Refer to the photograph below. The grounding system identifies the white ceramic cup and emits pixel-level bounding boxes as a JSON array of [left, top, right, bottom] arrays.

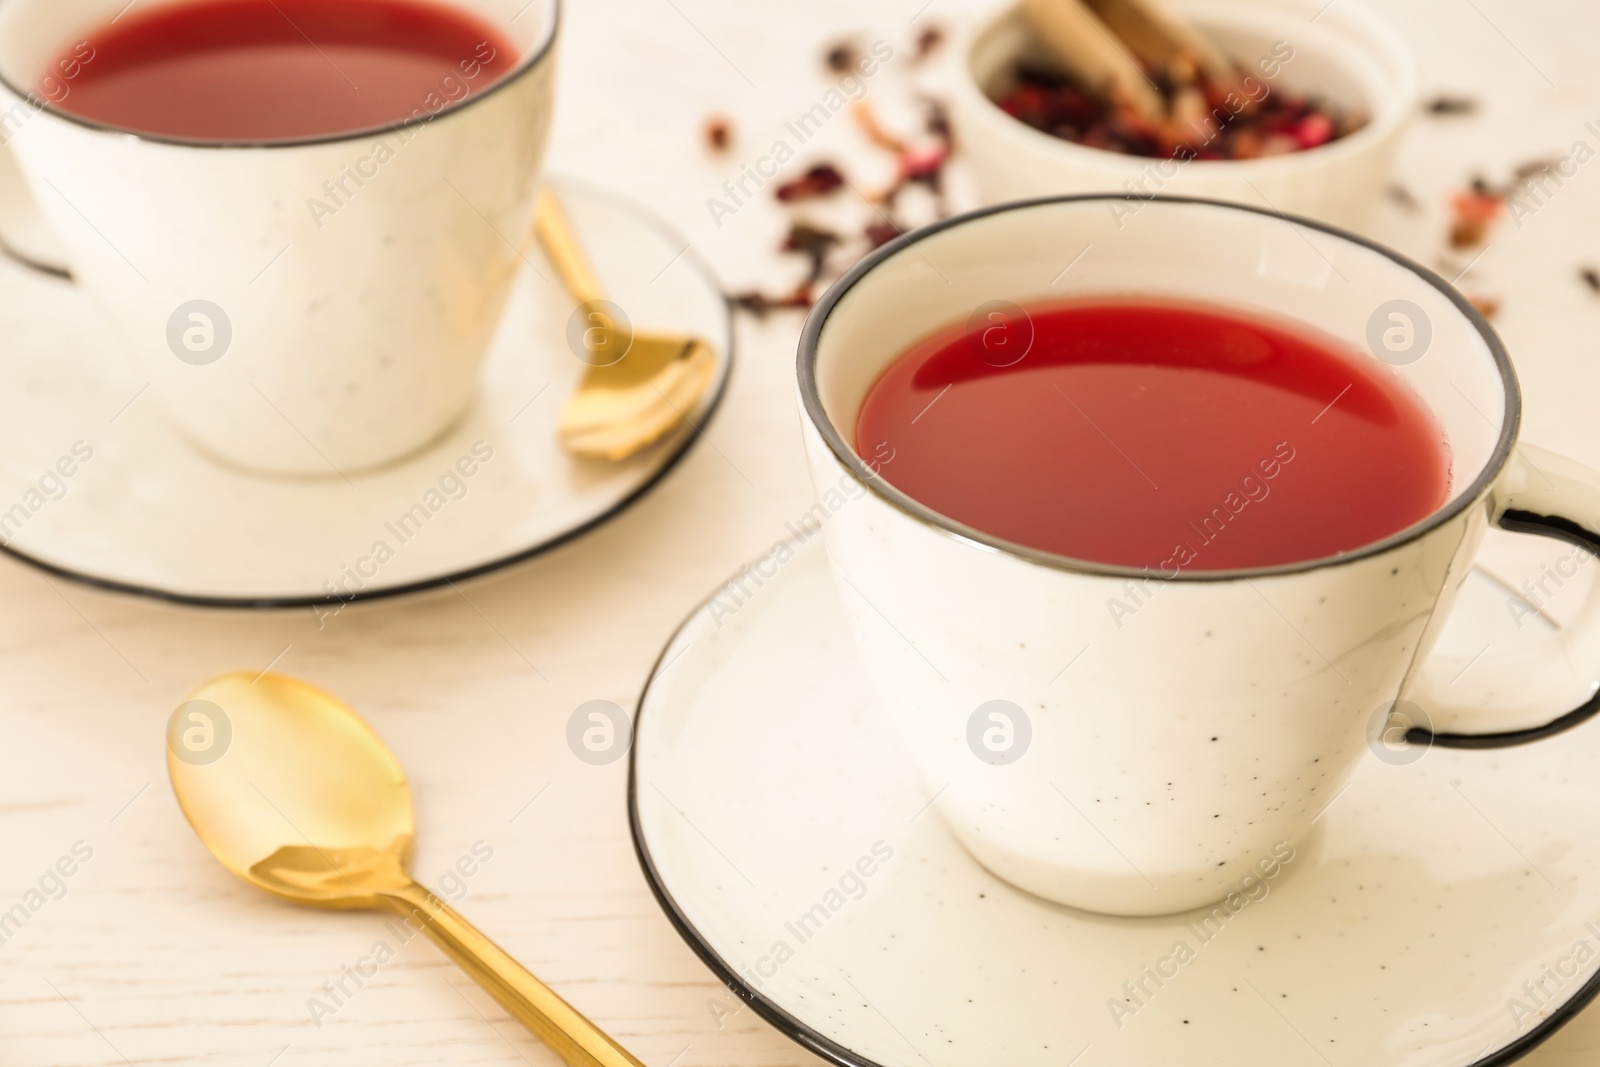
[[947, 0, 1416, 229], [798, 195, 1600, 916], [0, 0, 558, 476]]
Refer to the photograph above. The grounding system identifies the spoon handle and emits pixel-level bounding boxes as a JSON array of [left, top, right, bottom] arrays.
[[381, 882, 646, 1067], [535, 187, 607, 308]]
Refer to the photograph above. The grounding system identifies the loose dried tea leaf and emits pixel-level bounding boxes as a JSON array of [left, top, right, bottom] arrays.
[[732, 284, 814, 317], [1581, 267, 1600, 293], [1386, 183, 1421, 212], [866, 222, 903, 249], [1511, 157, 1560, 183], [924, 98, 953, 146], [703, 115, 733, 152], [825, 40, 861, 74], [1425, 95, 1479, 116], [775, 163, 846, 202], [783, 221, 843, 284], [914, 25, 945, 61]]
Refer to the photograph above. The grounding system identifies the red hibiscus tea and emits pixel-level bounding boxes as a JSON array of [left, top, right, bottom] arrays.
[[855, 299, 1451, 571], [43, 0, 518, 141]]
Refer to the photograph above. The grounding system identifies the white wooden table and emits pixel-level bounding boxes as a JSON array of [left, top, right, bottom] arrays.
[[4, 0, 1600, 1063]]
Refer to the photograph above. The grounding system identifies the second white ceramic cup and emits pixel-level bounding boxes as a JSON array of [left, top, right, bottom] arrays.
[[0, 0, 558, 476]]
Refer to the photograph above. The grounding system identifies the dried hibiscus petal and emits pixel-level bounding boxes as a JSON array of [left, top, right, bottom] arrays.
[[866, 222, 902, 248], [775, 163, 845, 202], [1449, 188, 1503, 249], [732, 284, 814, 317], [1426, 95, 1478, 116], [703, 116, 732, 152], [782, 221, 842, 284], [900, 142, 949, 183], [990, 61, 1360, 161]]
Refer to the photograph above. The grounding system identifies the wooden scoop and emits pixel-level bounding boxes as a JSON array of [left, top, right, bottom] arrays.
[[1085, 0, 1238, 92], [1021, 0, 1164, 121], [1020, 0, 1240, 123]]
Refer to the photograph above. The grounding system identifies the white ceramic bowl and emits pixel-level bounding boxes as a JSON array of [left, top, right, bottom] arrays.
[[947, 0, 1417, 228]]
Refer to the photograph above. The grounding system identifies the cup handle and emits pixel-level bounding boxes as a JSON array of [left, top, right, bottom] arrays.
[[0, 137, 70, 278], [1407, 442, 1600, 749]]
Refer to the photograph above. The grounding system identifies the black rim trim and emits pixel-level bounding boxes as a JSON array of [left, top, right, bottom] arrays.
[[0, 177, 734, 609], [627, 540, 1598, 1067], [0, 0, 559, 149], [1415, 509, 1600, 749], [627, 568, 874, 1067], [0, 232, 70, 279], [796, 193, 1522, 583]]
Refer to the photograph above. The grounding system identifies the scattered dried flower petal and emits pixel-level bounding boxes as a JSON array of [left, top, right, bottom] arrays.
[[775, 163, 846, 202], [866, 222, 902, 249], [1386, 183, 1420, 212], [782, 221, 843, 284], [900, 142, 949, 183], [703, 116, 733, 152], [1512, 158, 1558, 183], [732, 284, 814, 317], [826, 41, 860, 74], [777, 163, 851, 202], [1425, 95, 1478, 116], [1467, 293, 1501, 320], [1449, 188, 1503, 249], [924, 98, 953, 147]]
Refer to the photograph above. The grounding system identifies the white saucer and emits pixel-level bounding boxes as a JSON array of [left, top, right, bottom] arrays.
[[630, 534, 1600, 1067], [0, 178, 731, 607]]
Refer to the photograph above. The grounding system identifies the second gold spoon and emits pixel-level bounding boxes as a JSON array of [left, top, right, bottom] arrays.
[[166, 671, 645, 1067]]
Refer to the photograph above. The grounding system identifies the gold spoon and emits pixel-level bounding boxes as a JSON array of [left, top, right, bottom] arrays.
[[166, 671, 646, 1067], [534, 188, 716, 462]]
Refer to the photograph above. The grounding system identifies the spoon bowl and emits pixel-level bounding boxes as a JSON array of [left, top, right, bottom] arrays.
[[167, 671, 645, 1067], [169, 671, 414, 908]]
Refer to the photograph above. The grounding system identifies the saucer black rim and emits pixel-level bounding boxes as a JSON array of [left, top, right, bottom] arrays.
[[626, 539, 1600, 1067], [795, 193, 1523, 584], [0, 177, 735, 610], [0, 0, 560, 150]]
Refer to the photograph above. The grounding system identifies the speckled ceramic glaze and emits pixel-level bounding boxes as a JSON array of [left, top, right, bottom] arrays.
[[0, 0, 558, 475], [631, 533, 1600, 1067], [0, 179, 730, 606], [796, 196, 1600, 916]]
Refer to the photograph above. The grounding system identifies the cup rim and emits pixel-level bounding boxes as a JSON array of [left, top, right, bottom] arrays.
[[950, 0, 1417, 179], [796, 193, 1522, 583], [0, 0, 560, 150]]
